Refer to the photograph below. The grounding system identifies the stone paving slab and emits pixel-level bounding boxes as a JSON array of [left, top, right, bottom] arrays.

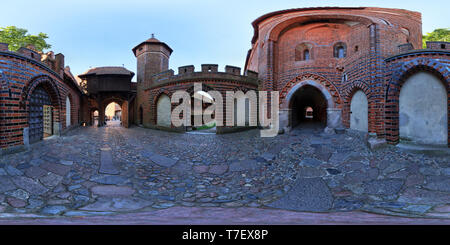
[[147, 153, 178, 168], [267, 177, 333, 212], [99, 147, 119, 175]]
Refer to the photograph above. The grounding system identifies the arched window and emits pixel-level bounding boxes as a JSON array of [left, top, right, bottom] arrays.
[[295, 43, 313, 61], [333, 42, 347, 58]]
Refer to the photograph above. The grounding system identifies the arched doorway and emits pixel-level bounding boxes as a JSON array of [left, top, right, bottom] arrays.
[[66, 96, 71, 128], [28, 85, 54, 143], [289, 85, 328, 128], [399, 72, 447, 145], [104, 102, 122, 127], [157, 94, 171, 127], [350, 90, 368, 132]]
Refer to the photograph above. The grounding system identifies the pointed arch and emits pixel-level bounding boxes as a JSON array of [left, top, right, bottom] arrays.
[[385, 58, 449, 145], [280, 73, 342, 109]]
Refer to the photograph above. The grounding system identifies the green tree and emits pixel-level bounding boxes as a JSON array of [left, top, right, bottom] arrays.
[[422, 28, 450, 48], [0, 26, 51, 52]]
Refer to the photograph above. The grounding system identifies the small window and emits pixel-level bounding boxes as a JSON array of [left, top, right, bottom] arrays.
[[334, 42, 347, 58], [441, 44, 446, 49], [354, 46, 359, 52], [295, 43, 313, 61]]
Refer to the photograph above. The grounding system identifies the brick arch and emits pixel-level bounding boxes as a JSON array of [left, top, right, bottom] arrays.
[[267, 14, 376, 42], [101, 96, 126, 108], [21, 75, 62, 131], [342, 81, 371, 129], [153, 90, 172, 108], [21, 75, 61, 112], [385, 58, 449, 145], [98, 95, 129, 127], [280, 73, 342, 109]]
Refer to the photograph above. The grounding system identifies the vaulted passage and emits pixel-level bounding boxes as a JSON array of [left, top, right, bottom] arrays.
[[104, 102, 122, 127], [290, 85, 327, 128]]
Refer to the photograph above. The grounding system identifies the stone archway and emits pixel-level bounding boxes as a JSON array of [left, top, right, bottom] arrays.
[[350, 90, 368, 132], [280, 78, 342, 132], [23, 75, 62, 145]]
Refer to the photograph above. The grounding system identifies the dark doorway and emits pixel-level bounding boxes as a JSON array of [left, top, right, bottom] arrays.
[[29, 86, 53, 143], [139, 106, 143, 125], [290, 85, 327, 128]]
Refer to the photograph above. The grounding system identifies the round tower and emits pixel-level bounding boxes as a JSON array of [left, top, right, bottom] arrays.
[[132, 35, 173, 126], [132, 34, 173, 85]]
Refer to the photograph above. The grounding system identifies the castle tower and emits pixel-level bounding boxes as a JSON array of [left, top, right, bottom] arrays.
[[132, 34, 173, 85], [132, 35, 173, 126]]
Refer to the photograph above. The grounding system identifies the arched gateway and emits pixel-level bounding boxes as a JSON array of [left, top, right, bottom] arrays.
[[280, 76, 342, 132]]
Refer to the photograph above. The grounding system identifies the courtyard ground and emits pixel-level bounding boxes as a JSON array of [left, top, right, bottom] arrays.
[[0, 121, 449, 224]]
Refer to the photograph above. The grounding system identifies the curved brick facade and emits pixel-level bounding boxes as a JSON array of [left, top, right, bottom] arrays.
[[245, 7, 449, 146], [0, 44, 82, 154]]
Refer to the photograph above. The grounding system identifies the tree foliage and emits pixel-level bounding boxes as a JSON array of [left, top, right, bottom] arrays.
[[0, 26, 51, 52], [422, 28, 450, 48]]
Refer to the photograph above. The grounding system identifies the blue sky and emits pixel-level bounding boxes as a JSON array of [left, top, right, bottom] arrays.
[[1, 0, 448, 80]]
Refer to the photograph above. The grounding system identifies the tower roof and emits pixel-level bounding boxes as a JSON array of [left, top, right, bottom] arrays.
[[132, 35, 173, 56]]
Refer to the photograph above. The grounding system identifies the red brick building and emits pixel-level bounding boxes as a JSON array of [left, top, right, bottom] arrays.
[[245, 7, 449, 146], [0, 44, 83, 155], [1, 6, 449, 155]]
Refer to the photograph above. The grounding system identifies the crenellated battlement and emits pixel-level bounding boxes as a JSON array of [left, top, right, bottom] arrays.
[[0, 43, 66, 77], [144, 64, 259, 90], [176, 64, 246, 76], [426, 41, 450, 50]]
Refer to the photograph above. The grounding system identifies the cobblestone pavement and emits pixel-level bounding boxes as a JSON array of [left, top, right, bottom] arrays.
[[0, 121, 449, 222]]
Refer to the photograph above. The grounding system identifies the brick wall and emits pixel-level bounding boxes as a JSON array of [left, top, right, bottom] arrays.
[[384, 51, 450, 146], [141, 67, 259, 131], [246, 7, 435, 139], [0, 50, 82, 152]]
